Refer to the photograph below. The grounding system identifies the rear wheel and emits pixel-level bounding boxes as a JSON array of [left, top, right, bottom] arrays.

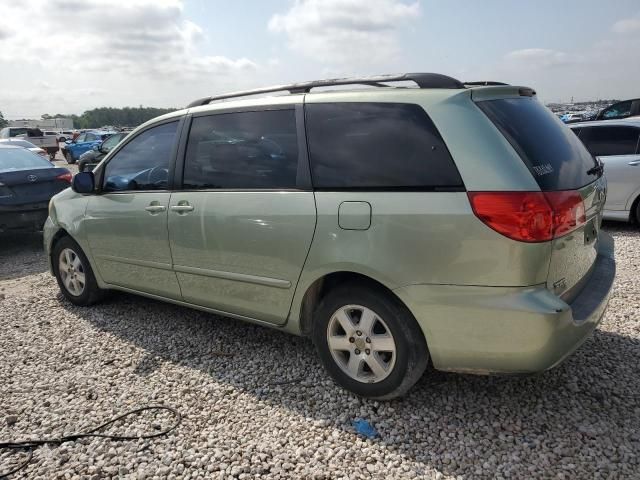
[[65, 151, 75, 164], [52, 236, 105, 306], [312, 283, 428, 399], [49, 152, 56, 161]]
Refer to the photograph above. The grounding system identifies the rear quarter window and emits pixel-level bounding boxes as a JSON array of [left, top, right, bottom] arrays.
[[305, 102, 463, 190], [476, 98, 598, 191]]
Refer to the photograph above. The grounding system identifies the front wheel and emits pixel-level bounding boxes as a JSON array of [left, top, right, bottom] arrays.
[[65, 151, 75, 164], [312, 284, 428, 399], [52, 236, 105, 306]]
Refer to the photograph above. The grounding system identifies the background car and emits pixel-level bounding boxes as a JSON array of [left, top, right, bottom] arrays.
[[571, 118, 640, 223], [78, 131, 129, 172], [0, 138, 50, 158], [0, 145, 71, 232], [595, 98, 640, 121], [63, 130, 116, 164], [0, 126, 59, 160]]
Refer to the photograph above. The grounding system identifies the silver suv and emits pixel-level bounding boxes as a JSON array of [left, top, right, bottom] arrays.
[[45, 73, 615, 399]]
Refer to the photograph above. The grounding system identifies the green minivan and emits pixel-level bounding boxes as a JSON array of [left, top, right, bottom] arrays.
[[44, 74, 615, 399]]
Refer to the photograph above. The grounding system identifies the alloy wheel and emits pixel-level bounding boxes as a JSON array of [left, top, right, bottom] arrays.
[[58, 248, 86, 296], [326, 304, 396, 383]]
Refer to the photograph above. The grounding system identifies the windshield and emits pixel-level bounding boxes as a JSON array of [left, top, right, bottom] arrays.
[[476, 97, 598, 191], [0, 148, 53, 173]]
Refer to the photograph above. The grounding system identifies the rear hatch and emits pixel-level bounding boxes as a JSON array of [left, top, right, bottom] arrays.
[[474, 90, 606, 300]]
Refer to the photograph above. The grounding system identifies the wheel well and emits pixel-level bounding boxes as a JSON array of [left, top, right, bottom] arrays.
[[49, 229, 70, 266], [298, 271, 404, 336], [631, 193, 640, 224]]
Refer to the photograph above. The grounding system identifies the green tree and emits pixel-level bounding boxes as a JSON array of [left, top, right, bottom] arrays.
[[0, 111, 7, 128], [50, 106, 177, 129]]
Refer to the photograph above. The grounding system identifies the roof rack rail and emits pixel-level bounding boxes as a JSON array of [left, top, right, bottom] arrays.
[[187, 72, 465, 108], [464, 81, 510, 86]]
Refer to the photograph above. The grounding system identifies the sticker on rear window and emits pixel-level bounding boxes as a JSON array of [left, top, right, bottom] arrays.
[[532, 163, 553, 176]]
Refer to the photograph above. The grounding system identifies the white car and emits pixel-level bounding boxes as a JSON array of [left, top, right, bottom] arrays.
[[570, 119, 640, 223], [0, 138, 49, 159]]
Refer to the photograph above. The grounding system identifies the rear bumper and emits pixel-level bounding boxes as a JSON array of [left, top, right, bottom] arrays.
[[0, 207, 48, 232], [394, 233, 616, 374]]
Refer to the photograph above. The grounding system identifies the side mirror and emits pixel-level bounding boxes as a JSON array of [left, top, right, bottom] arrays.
[[72, 172, 95, 194]]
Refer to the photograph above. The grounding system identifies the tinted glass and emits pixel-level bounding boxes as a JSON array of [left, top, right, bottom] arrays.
[[0, 148, 52, 173], [76, 134, 86, 142], [85, 133, 97, 141], [306, 103, 462, 189], [101, 132, 126, 152], [477, 98, 598, 190], [579, 126, 639, 156], [601, 101, 632, 120], [103, 121, 178, 192], [8, 128, 28, 137], [183, 110, 298, 189]]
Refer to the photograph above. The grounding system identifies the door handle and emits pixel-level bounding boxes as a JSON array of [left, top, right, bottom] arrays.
[[628, 160, 640, 166], [170, 203, 194, 213], [144, 204, 166, 213]]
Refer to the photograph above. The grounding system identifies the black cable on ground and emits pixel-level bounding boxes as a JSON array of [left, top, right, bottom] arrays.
[[0, 405, 181, 478]]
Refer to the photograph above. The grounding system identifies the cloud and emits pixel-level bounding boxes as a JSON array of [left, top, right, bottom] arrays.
[[504, 48, 574, 69], [268, 0, 420, 67], [612, 15, 640, 34], [0, 0, 256, 79]]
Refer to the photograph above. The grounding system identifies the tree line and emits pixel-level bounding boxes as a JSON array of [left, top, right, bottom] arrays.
[[45, 107, 177, 129]]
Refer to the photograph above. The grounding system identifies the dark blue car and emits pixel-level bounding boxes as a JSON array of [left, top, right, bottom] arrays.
[[63, 130, 116, 164], [0, 145, 71, 232]]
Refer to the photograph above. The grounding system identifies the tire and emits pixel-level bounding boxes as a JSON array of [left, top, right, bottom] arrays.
[[65, 150, 75, 164], [59, 137, 66, 143], [52, 236, 105, 306], [635, 198, 640, 225], [312, 283, 428, 399], [49, 152, 56, 161]]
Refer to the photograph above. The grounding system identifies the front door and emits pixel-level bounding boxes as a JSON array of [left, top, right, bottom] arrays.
[[84, 120, 182, 299], [168, 108, 316, 324], [580, 125, 640, 210]]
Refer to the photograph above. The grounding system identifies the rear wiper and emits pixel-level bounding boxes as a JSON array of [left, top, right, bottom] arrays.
[[586, 163, 603, 176]]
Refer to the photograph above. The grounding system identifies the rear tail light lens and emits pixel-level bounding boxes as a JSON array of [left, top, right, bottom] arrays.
[[56, 172, 73, 184], [468, 191, 586, 242]]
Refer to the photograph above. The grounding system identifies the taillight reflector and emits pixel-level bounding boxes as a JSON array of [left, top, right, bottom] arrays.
[[468, 191, 586, 242], [56, 172, 73, 183]]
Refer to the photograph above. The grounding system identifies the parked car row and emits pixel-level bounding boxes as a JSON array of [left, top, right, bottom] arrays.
[[61, 130, 118, 164]]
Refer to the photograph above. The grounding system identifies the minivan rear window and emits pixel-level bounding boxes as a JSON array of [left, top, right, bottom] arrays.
[[476, 98, 598, 191]]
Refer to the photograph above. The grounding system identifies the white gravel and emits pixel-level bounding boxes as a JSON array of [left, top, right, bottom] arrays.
[[1, 222, 639, 479]]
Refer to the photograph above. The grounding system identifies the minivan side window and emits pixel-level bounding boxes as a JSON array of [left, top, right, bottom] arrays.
[[580, 126, 640, 157], [103, 121, 178, 192], [183, 110, 299, 189], [305, 103, 463, 189]]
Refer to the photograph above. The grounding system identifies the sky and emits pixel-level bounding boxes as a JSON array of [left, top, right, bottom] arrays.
[[0, 0, 639, 119]]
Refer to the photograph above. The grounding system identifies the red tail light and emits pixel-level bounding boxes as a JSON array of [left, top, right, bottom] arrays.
[[56, 172, 73, 184], [468, 191, 586, 242]]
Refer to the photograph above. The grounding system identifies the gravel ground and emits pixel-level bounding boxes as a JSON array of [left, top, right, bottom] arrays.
[[0, 222, 639, 479]]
